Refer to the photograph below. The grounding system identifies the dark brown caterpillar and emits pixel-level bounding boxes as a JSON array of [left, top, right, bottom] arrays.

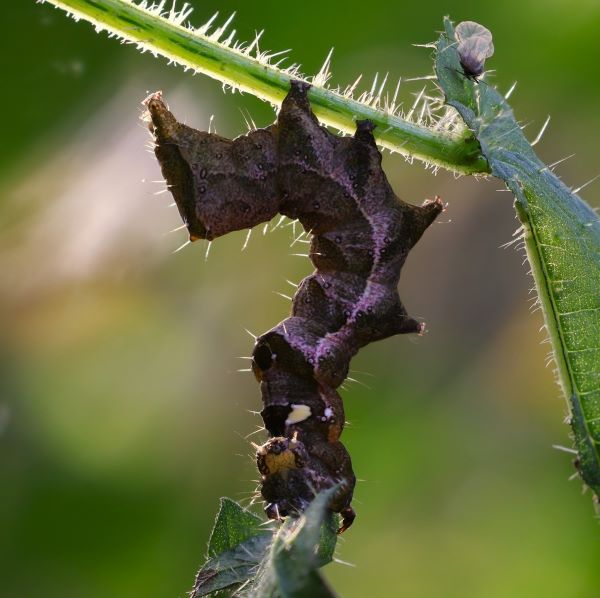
[[144, 82, 443, 532]]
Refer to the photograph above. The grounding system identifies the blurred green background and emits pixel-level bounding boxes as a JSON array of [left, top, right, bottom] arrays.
[[2, 1, 599, 596]]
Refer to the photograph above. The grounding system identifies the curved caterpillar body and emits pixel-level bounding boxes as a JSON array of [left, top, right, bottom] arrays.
[[145, 82, 442, 532]]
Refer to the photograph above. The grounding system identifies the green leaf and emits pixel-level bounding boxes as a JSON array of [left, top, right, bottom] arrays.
[[191, 498, 272, 597], [193, 494, 339, 597], [207, 497, 265, 558], [249, 488, 340, 598], [192, 534, 272, 597], [435, 18, 600, 498], [315, 511, 339, 568]]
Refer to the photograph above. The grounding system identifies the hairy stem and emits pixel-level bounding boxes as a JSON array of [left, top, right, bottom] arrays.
[[40, 0, 489, 174]]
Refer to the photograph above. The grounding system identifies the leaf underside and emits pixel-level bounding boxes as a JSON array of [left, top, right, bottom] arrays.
[[435, 18, 600, 498]]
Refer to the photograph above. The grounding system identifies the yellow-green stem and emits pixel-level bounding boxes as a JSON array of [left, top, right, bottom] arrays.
[[40, 0, 489, 175]]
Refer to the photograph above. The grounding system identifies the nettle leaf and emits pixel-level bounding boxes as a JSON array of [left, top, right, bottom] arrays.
[[435, 18, 600, 499], [192, 534, 272, 597], [192, 499, 272, 597], [250, 487, 339, 598], [207, 498, 266, 558], [193, 494, 339, 597]]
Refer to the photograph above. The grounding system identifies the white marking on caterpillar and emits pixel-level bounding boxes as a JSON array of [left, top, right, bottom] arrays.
[[285, 404, 312, 426]]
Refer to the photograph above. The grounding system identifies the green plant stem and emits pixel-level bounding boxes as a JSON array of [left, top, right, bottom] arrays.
[[41, 0, 489, 175]]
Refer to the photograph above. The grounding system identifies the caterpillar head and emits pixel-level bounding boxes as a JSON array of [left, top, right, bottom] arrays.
[[256, 435, 309, 476]]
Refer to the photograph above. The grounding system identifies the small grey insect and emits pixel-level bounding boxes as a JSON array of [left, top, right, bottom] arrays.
[[455, 20, 494, 80]]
